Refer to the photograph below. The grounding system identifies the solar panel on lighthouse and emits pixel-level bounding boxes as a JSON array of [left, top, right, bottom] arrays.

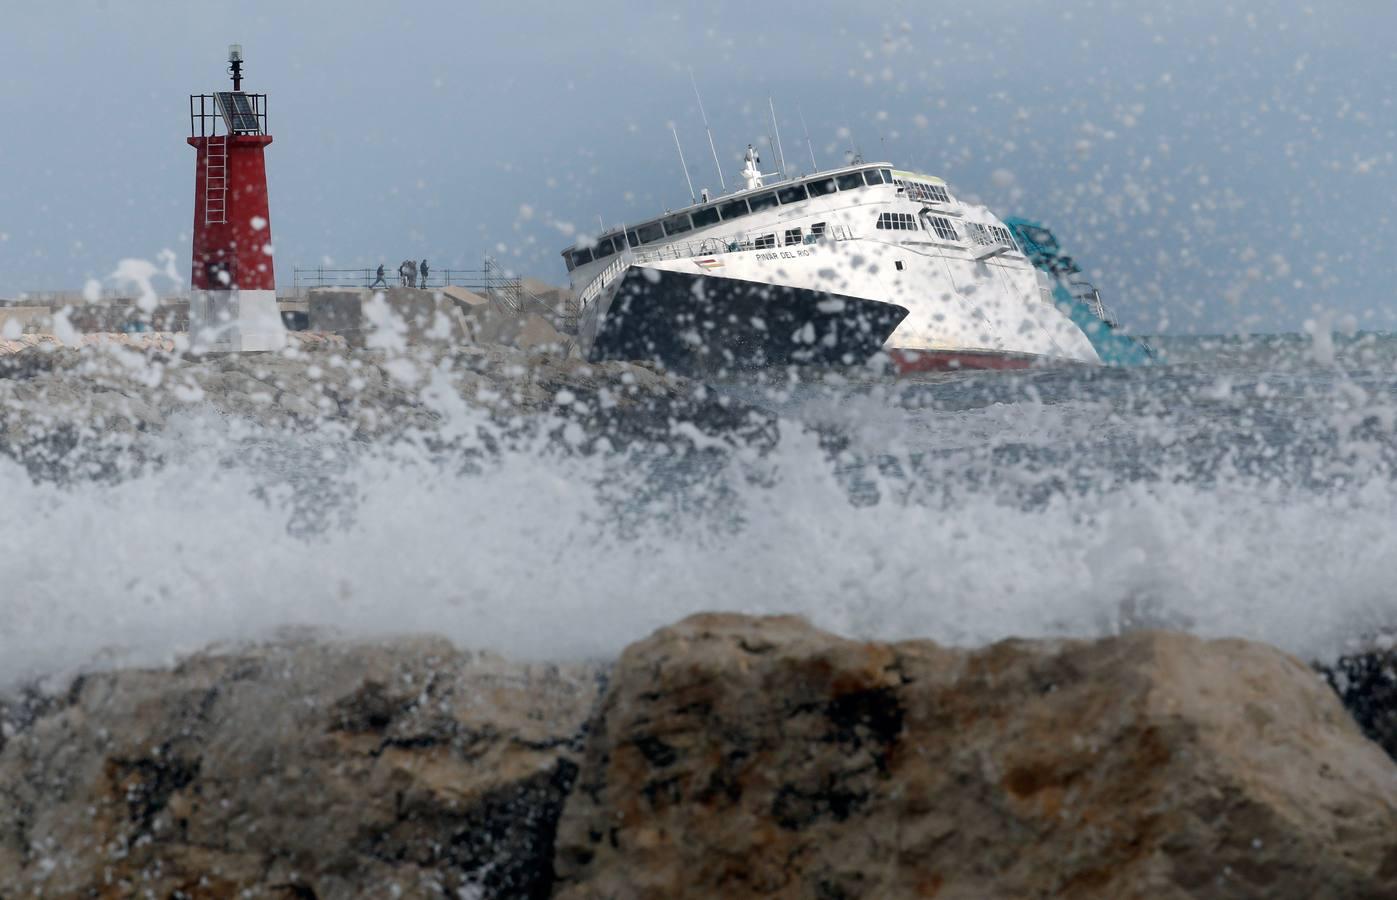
[[215, 92, 261, 134]]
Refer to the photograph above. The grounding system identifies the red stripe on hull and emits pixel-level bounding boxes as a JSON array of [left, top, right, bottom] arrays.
[[890, 348, 1039, 373]]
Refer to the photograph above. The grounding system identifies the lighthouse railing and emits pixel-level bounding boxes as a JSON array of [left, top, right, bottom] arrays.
[[189, 93, 269, 138]]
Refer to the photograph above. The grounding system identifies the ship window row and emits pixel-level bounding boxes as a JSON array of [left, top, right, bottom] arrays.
[[927, 215, 960, 242], [877, 212, 917, 230], [964, 222, 1020, 249], [989, 225, 1017, 247], [893, 178, 952, 205], [564, 166, 894, 270]]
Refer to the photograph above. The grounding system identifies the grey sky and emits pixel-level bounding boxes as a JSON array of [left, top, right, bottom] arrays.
[[1, 0, 1393, 333]]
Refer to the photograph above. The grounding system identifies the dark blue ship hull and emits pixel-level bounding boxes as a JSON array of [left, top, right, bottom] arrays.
[[587, 268, 909, 377]]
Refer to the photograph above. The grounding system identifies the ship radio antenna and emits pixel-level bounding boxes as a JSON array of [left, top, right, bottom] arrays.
[[798, 104, 818, 172], [670, 124, 697, 205], [768, 97, 788, 180], [689, 69, 726, 192]]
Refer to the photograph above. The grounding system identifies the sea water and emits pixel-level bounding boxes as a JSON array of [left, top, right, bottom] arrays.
[[3, 332, 1396, 685]]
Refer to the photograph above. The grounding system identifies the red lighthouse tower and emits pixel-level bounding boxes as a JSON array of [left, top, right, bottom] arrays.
[[187, 44, 286, 351]]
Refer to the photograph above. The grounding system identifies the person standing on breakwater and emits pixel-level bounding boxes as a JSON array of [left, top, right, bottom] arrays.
[[371, 264, 387, 289], [419, 259, 429, 289]]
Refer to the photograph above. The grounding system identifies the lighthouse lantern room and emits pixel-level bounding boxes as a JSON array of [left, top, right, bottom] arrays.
[[187, 44, 286, 351]]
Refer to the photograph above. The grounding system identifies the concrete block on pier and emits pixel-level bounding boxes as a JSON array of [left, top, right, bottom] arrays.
[[308, 288, 471, 348], [438, 285, 489, 310], [0, 307, 52, 337]]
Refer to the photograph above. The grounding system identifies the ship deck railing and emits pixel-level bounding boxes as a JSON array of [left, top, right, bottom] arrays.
[[1066, 277, 1119, 328]]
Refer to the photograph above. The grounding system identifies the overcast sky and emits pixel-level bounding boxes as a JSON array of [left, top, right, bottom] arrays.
[[1, 0, 1394, 333]]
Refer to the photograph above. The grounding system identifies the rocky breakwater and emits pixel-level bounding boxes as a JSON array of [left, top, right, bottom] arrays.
[[4, 615, 1397, 898], [0, 638, 604, 898], [0, 338, 775, 482]]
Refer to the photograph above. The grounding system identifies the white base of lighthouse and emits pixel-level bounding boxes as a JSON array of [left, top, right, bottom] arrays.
[[190, 289, 287, 352]]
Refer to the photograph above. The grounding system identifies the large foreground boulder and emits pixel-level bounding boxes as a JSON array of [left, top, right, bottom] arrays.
[[553, 614, 1397, 899], [0, 637, 603, 898], [3, 617, 1395, 898]]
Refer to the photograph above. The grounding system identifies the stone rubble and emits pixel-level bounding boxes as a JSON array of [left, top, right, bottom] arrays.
[[0, 340, 774, 484], [2, 615, 1396, 898], [0, 636, 603, 899]]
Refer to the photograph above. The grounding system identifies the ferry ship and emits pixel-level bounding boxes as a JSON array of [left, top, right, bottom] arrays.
[[562, 147, 1151, 375]]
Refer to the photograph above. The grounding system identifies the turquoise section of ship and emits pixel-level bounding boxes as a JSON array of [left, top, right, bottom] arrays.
[[1003, 218, 1155, 366]]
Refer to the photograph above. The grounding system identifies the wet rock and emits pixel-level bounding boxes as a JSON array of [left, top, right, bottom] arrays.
[[553, 613, 1397, 899], [0, 637, 604, 898], [1319, 645, 1397, 764]]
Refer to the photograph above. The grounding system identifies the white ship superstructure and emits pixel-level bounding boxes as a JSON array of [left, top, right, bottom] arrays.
[[563, 148, 1120, 374]]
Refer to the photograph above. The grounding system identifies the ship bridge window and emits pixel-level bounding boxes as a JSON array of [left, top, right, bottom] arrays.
[[593, 237, 616, 259], [691, 206, 721, 228], [964, 223, 991, 245], [863, 169, 885, 186], [807, 177, 837, 197], [784, 227, 802, 246], [755, 233, 776, 249], [777, 184, 809, 205], [573, 246, 594, 266], [836, 172, 864, 191], [880, 168, 893, 182], [989, 225, 1018, 249], [636, 221, 664, 244], [876, 212, 916, 230], [663, 214, 694, 236], [719, 197, 750, 221], [563, 251, 576, 271], [926, 215, 960, 242], [904, 180, 952, 204], [748, 191, 779, 212]]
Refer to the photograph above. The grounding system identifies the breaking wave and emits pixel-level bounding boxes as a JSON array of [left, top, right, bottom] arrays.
[[3, 333, 1397, 685]]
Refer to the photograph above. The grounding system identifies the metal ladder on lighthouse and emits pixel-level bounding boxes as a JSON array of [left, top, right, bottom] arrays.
[[204, 135, 228, 225]]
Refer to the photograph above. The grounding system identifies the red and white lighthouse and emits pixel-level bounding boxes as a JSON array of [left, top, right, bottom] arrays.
[[187, 44, 286, 351]]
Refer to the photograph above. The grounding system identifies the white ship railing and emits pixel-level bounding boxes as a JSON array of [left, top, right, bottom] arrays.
[[632, 223, 854, 264], [576, 224, 856, 310], [1069, 278, 1120, 327], [577, 254, 630, 308]]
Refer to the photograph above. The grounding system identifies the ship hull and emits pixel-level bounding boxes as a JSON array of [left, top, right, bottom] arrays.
[[586, 268, 909, 376], [888, 348, 1045, 373]]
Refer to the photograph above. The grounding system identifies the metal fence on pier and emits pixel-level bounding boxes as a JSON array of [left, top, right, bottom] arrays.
[[291, 259, 580, 334], [292, 267, 506, 293]]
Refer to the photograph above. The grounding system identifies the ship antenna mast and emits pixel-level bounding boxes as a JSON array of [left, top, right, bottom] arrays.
[[690, 69, 726, 193], [670, 124, 697, 205], [798, 104, 818, 172], [768, 97, 788, 180]]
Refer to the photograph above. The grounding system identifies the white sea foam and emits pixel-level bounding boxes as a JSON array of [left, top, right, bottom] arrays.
[[2, 383, 1395, 687]]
